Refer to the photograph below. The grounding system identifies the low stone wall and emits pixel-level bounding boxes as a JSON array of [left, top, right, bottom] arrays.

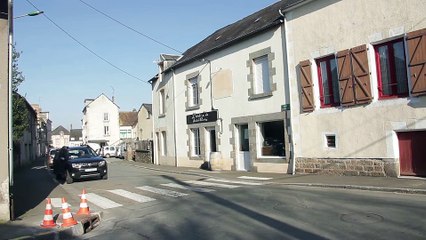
[[295, 158, 397, 177], [134, 150, 152, 164]]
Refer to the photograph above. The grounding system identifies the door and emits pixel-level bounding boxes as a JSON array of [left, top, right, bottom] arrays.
[[237, 124, 250, 171], [398, 131, 426, 177]]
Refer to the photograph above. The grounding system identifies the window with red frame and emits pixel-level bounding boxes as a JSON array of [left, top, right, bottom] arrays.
[[317, 55, 340, 107], [374, 39, 408, 98]]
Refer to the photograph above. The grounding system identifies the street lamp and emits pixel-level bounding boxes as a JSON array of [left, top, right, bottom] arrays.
[[14, 10, 43, 19]]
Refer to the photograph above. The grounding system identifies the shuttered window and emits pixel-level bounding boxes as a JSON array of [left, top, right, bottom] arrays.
[[253, 55, 271, 94], [374, 38, 408, 98], [299, 60, 315, 112], [406, 28, 426, 96], [337, 45, 372, 106]]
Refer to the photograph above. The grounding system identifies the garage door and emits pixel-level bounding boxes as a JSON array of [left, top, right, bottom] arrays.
[[397, 131, 426, 177]]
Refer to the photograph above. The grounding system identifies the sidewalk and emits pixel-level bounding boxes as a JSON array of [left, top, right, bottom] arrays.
[[129, 161, 426, 195]]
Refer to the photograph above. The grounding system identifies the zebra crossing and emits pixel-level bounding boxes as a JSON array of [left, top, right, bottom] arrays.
[[51, 177, 270, 211]]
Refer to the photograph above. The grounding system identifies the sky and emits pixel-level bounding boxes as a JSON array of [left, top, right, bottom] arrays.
[[14, 0, 278, 130]]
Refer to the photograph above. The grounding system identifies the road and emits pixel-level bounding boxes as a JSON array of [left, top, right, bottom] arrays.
[[8, 158, 426, 240]]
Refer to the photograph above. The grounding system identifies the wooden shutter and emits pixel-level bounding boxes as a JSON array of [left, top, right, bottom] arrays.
[[299, 60, 314, 112], [406, 28, 426, 96], [350, 45, 372, 104], [337, 49, 355, 106]]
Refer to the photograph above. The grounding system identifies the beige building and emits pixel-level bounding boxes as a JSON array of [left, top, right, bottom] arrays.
[[51, 125, 70, 149], [136, 103, 152, 141], [285, 0, 426, 177]]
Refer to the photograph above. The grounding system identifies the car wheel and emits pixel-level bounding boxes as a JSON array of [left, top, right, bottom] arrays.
[[106, 154, 110, 158], [102, 174, 108, 180], [66, 171, 74, 184]]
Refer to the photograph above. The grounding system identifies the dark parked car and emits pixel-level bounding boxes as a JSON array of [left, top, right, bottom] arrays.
[[53, 146, 108, 184]]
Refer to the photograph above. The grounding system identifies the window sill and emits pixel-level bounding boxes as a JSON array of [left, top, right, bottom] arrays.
[[249, 92, 273, 101], [159, 114, 166, 118], [186, 105, 200, 112]]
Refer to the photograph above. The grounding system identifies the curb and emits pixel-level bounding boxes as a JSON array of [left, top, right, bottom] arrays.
[[276, 183, 426, 195]]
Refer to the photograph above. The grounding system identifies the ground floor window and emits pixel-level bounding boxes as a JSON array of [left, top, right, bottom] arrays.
[[258, 121, 285, 157], [161, 131, 167, 156], [191, 128, 201, 156]]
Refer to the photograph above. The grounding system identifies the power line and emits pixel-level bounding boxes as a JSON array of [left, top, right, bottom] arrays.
[[24, 0, 150, 84], [77, 0, 183, 54]]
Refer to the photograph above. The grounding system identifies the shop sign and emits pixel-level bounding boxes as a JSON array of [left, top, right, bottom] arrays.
[[187, 111, 218, 124]]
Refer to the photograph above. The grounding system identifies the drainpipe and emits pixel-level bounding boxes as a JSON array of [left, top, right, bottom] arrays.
[[171, 69, 178, 167], [8, 0, 13, 186], [279, 9, 296, 175]]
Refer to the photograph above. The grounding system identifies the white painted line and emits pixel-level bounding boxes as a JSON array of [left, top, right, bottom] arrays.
[[185, 180, 240, 189], [86, 193, 122, 209], [206, 178, 264, 186], [50, 198, 65, 208], [161, 183, 215, 192], [238, 176, 273, 180], [136, 186, 189, 198], [108, 189, 156, 203]]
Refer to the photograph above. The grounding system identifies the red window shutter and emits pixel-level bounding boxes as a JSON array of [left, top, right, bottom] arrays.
[[406, 28, 426, 96], [350, 45, 372, 104], [299, 60, 315, 112], [337, 49, 355, 106]]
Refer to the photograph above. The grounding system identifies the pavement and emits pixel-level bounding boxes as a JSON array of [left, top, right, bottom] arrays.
[[1, 159, 425, 240]]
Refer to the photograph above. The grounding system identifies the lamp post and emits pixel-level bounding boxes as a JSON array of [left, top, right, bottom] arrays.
[[7, 3, 43, 220]]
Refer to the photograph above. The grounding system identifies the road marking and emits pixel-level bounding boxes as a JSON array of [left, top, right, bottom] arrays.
[[238, 176, 273, 180], [161, 183, 215, 192], [86, 193, 123, 209], [185, 180, 240, 189], [136, 186, 189, 197], [108, 189, 156, 203], [206, 178, 264, 186]]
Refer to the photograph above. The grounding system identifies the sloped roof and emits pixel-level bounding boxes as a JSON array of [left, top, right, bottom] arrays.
[[70, 129, 82, 140], [119, 111, 138, 127], [140, 103, 152, 114], [168, 0, 307, 70], [82, 93, 119, 113], [52, 125, 70, 135]]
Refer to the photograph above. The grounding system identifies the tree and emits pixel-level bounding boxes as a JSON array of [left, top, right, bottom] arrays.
[[12, 45, 29, 141], [12, 45, 25, 92]]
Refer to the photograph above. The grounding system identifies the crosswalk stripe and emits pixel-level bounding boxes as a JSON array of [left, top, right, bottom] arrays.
[[136, 186, 188, 197], [185, 180, 240, 189], [86, 193, 122, 209], [238, 176, 272, 180], [108, 189, 156, 203], [206, 178, 264, 186], [161, 183, 215, 192]]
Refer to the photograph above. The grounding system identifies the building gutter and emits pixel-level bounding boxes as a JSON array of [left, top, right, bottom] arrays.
[[171, 69, 178, 167], [8, 0, 13, 186]]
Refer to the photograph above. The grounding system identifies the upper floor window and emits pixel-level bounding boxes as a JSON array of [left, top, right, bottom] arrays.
[[104, 126, 110, 136], [188, 77, 200, 107], [253, 55, 271, 95], [103, 113, 109, 121], [159, 89, 166, 115], [374, 38, 408, 98], [316, 55, 340, 107]]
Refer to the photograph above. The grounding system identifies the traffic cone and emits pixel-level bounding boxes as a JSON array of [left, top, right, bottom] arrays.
[[40, 198, 57, 228], [77, 189, 90, 215], [60, 197, 78, 227]]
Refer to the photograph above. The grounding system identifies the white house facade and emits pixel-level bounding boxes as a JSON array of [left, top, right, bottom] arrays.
[[152, 2, 292, 173], [82, 94, 120, 149], [285, 0, 426, 177]]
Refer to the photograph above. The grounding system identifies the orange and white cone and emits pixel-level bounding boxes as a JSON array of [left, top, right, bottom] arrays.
[[40, 198, 57, 228], [77, 189, 90, 215], [60, 197, 78, 227]]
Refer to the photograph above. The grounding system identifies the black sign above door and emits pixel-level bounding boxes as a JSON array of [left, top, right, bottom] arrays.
[[187, 111, 218, 125]]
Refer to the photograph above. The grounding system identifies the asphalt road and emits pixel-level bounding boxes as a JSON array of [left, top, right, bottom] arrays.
[[5, 158, 426, 240]]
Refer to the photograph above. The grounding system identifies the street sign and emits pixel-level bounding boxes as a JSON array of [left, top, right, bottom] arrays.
[[281, 104, 290, 111]]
